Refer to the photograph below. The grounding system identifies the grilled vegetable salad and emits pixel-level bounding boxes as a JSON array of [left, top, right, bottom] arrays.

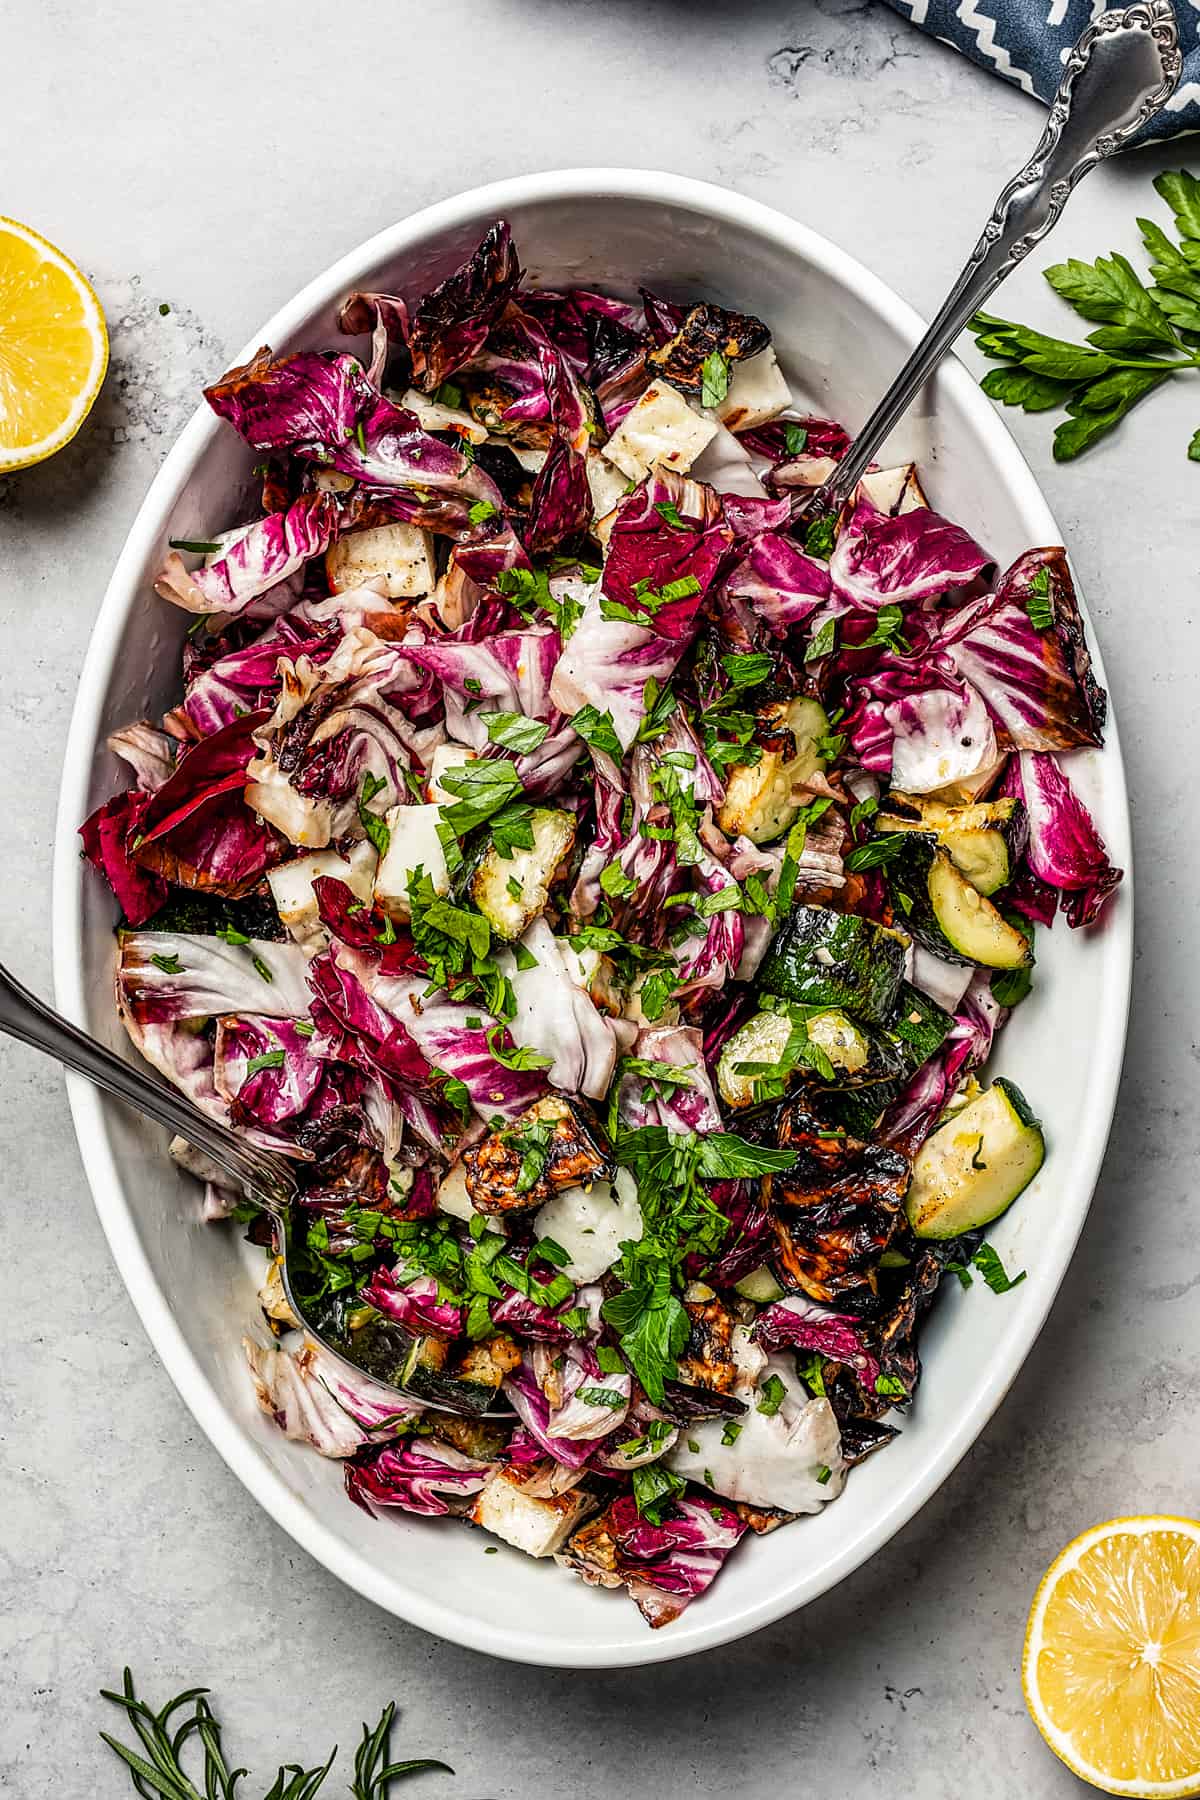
[[82, 222, 1122, 1629]]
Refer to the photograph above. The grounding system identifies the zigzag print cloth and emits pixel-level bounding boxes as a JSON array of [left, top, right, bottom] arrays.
[[880, 0, 1200, 140]]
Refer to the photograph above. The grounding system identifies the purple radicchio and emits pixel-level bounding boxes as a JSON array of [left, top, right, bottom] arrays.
[[406, 221, 522, 392], [829, 496, 992, 610], [204, 349, 503, 535], [214, 1014, 327, 1125], [154, 492, 339, 619], [501, 918, 618, 1101], [1002, 750, 1122, 927], [345, 1437, 494, 1517], [938, 547, 1106, 752], [573, 1491, 747, 1629], [243, 1335, 422, 1458], [360, 1268, 464, 1338], [723, 531, 830, 639], [118, 931, 312, 1024], [367, 962, 550, 1122], [504, 1344, 631, 1467], [754, 1296, 881, 1387]]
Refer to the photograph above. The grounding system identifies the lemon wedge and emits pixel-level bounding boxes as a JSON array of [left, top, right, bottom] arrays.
[[1024, 1516, 1200, 1796], [0, 216, 108, 471]]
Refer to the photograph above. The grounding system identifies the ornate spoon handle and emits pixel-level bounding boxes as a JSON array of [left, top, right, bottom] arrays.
[[817, 1, 1182, 510]]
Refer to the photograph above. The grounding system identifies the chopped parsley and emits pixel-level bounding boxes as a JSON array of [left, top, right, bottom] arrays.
[[357, 771, 391, 858], [482, 711, 550, 754], [756, 1374, 787, 1417], [700, 349, 731, 409]]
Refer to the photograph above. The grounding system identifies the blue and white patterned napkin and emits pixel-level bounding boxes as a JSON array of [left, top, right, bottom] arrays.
[[881, 0, 1198, 140]]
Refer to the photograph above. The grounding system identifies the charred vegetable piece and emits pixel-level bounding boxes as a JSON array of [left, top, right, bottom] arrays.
[[647, 301, 771, 396], [878, 792, 1028, 897], [905, 1078, 1044, 1239], [716, 696, 829, 846], [817, 983, 953, 1140], [453, 1331, 523, 1390], [675, 1294, 738, 1394], [756, 905, 908, 1025], [464, 1095, 613, 1213], [764, 1109, 911, 1304], [341, 1316, 497, 1415], [717, 1006, 906, 1108], [771, 1198, 904, 1305], [471, 807, 576, 940], [885, 836, 1032, 970]]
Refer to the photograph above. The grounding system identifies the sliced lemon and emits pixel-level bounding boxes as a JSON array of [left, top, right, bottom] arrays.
[[0, 216, 108, 471], [1024, 1516, 1200, 1797]]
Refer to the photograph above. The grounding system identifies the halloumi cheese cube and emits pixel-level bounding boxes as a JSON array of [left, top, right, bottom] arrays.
[[601, 379, 717, 482], [373, 801, 450, 918], [856, 463, 930, 517], [397, 387, 488, 443], [267, 841, 377, 943], [585, 449, 631, 524], [326, 524, 437, 600], [469, 1468, 595, 1558], [715, 346, 793, 433]]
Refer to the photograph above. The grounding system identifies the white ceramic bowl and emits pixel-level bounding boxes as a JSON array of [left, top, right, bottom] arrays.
[[52, 169, 1132, 1668]]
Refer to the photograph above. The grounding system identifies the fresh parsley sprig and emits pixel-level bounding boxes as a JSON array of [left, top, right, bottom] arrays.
[[970, 170, 1200, 461]]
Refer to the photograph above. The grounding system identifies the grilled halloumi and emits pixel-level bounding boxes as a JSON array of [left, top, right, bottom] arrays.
[[470, 1466, 595, 1558]]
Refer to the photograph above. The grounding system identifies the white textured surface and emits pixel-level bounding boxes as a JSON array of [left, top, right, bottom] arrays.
[[0, 0, 1196, 1791]]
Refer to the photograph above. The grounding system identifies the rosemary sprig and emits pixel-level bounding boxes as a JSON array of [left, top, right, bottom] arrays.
[[99, 1670, 452, 1800]]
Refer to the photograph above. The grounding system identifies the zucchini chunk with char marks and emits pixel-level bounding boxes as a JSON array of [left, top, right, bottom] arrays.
[[717, 695, 830, 846], [877, 791, 1028, 897], [464, 1095, 613, 1213], [906, 1078, 1044, 1239], [471, 807, 576, 941], [885, 835, 1032, 970], [341, 1316, 498, 1416], [756, 904, 908, 1026], [716, 1006, 906, 1109]]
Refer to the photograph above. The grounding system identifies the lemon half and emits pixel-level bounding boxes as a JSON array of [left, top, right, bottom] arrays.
[[1024, 1516, 1200, 1797], [0, 215, 108, 471]]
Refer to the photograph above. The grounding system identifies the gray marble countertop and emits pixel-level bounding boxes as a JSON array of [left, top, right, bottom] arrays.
[[2, 1, 1197, 1793]]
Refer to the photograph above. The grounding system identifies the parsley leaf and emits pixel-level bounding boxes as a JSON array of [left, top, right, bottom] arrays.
[[700, 349, 731, 408], [571, 704, 623, 762], [244, 1049, 286, 1077], [844, 832, 908, 873], [804, 615, 837, 663], [971, 1243, 1027, 1294], [804, 513, 837, 559], [756, 1373, 787, 1417], [783, 422, 808, 455], [482, 712, 549, 754], [357, 772, 391, 858], [631, 1462, 687, 1524], [439, 758, 524, 836]]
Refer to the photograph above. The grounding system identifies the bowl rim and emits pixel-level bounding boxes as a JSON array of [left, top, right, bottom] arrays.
[[51, 166, 1133, 1669]]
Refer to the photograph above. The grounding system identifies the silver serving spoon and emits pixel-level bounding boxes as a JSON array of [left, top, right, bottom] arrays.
[[808, 0, 1182, 516], [0, 959, 501, 1417]]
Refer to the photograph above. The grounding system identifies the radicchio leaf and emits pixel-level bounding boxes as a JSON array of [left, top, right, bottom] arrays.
[[154, 493, 339, 618], [1003, 750, 1122, 927], [939, 547, 1106, 751], [829, 496, 992, 610]]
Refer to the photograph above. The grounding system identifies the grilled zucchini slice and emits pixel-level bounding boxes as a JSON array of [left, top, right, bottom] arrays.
[[756, 904, 908, 1025], [905, 1078, 1044, 1238], [878, 793, 1027, 897], [717, 696, 830, 846], [471, 807, 575, 940], [886, 837, 1031, 970], [716, 1005, 903, 1107]]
